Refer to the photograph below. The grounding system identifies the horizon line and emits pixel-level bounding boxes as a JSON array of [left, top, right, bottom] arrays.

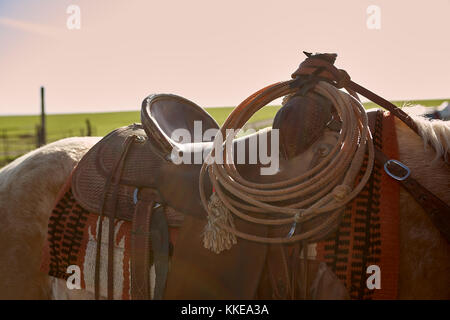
[[0, 99, 448, 117]]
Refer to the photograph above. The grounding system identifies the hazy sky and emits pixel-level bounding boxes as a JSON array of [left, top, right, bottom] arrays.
[[0, 0, 449, 115]]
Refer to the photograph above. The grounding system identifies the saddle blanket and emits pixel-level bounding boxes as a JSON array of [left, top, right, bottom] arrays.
[[311, 110, 400, 299], [40, 180, 181, 300], [41, 111, 400, 300]]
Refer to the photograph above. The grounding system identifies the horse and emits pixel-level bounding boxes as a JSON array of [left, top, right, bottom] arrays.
[[0, 108, 449, 299], [406, 101, 450, 121]]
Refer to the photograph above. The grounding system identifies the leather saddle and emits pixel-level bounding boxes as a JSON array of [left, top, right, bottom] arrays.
[[72, 92, 332, 300], [68, 51, 450, 300], [72, 93, 219, 299], [72, 93, 276, 299]]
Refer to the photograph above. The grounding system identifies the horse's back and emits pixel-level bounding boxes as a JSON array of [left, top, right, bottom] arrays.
[[395, 117, 450, 299], [0, 137, 99, 299]]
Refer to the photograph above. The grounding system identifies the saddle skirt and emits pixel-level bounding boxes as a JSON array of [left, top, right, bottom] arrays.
[[72, 124, 175, 222]]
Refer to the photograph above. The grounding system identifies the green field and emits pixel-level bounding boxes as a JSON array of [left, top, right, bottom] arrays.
[[362, 98, 448, 110], [0, 105, 282, 138], [0, 105, 284, 165], [0, 98, 447, 166], [1, 98, 447, 137]]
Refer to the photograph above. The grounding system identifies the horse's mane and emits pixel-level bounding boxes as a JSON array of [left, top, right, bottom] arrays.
[[407, 111, 450, 162]]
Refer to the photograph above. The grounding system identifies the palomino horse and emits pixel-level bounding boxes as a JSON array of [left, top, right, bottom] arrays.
[[0, 109, 448, 299]]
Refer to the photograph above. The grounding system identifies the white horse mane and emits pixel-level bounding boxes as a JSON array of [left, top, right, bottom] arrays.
[[407, 109, 450, 162]]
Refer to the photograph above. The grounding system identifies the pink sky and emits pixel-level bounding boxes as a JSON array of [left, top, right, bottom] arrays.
[[0, 0, 449, 115]]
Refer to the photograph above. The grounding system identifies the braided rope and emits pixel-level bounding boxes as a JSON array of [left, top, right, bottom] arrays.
[[200, 81, 374, 252]]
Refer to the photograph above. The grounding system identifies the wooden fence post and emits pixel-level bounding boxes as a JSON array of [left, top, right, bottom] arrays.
[[36, 124, 41, 148], [85, 118, 92, 136], [1, 129, 8, 158], [39, 86, 46, 146]]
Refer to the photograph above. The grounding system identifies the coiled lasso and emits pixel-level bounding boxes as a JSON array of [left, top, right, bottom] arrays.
[[200, 80, 374, 253]]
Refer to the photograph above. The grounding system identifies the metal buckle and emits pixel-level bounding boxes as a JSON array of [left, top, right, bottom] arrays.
[[133, 188, 161, 209], [133, 188, 139, 204], [287, 222, 297, 238], [384, 159, 410, 181]]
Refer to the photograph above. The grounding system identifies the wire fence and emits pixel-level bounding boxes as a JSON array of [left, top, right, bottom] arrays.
[[0, 123, 96, 167], [0, 117, 271, 168]]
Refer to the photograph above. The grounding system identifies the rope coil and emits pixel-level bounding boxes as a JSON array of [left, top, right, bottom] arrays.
[[200, 81, 374, 253]]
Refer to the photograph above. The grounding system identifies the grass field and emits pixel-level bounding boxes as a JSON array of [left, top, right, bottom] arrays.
[[0, 105, 282, 138], [0, 98, 447, 165], [1, 98, 447, 136]]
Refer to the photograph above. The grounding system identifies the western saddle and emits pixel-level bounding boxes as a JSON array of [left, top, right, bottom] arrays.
[[72, 92, 282, 299], [72, 53, 450, 300], [72, 93, 220, 299]]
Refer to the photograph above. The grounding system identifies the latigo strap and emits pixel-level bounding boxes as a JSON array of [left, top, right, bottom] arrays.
[[130, 190, 155, 300]]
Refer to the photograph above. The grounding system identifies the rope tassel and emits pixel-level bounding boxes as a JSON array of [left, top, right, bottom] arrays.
[[203, 193, 237, 254]]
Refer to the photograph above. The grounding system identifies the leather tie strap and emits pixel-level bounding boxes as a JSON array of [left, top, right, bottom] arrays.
[[267, 244, 292, 299], [131, 188, 156, 300], [95, 135, 135, 300], [292, 52, 449, 162], [374, 146, 450, 242], [88, 127, 172, 300], [150, 206, 170, 300]]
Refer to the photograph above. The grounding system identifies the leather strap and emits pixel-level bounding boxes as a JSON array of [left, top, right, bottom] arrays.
[[95, 135, 136, 300], [348, 81, 419, 135], [292, 52, 449, 161], [94, 131, 170, 300], [374, 145, 450, 241], [368, 110, 450, 243], [291, 53, 418, 135], [150, 206, 170, 300], [265, 149, 325, 300], [131, 188, 155, 300], [267, 244, 292, 299]]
